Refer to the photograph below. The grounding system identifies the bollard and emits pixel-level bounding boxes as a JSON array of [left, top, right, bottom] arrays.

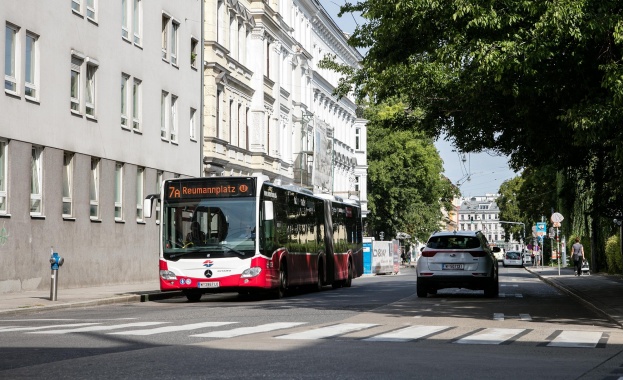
[[49, 247, 64, 301]]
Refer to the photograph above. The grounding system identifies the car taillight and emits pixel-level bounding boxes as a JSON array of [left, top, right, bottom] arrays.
[[422, 251, 438, 257], [469, 251, 487, 257]]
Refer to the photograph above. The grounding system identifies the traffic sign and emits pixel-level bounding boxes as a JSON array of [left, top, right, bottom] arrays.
[[551, 212, 564, 223], [536, 222, 547, 236]]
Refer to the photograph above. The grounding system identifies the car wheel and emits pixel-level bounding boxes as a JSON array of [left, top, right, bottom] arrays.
[[416, 280, 428, 298], [484, 274, 499, 298]]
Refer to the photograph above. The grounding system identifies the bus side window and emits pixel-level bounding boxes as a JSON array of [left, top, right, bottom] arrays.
[[261, 201, 275, 253]]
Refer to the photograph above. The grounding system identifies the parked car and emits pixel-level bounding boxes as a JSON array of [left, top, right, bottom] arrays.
[[493, 248, 505, 262], [522, 251, 532, 265], [416, 231, 500, 298], [503, 250, 523, 267]]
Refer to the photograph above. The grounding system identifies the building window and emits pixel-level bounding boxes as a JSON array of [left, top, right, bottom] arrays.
[[161, 13, 170, 60], [121, 0, 129, 40], [89, 158, 99, 219], [170, 94, 178, 142], [189, 107, 197, 140], [86, 0, 96, 20], [161, 90, 168, 139], [72, 0, 81, 13], [25, 32, 38, 99], [170, 21, 179, 66], [85, 62, 97, 117], [5, 24, 18, 94], [114, 162, 123, 220], [70, 56, 82, 112], [120, 73, 129, 128], [216, 89, 222, 139], [0, 140, 7, 213], [355, 128, 360, 150], [132, 78, 141, 131], [132, 0, 142, 45], [155, 171, 162, 221], [136, 167, 144, 221], [190, 37, 198, 69], [62, 152, 74, 217], [30, 146, 43, 216], [354, 176, 360, 192]]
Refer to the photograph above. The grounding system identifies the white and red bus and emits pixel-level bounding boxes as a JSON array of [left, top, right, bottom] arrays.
[[144, 175, 364, 301]]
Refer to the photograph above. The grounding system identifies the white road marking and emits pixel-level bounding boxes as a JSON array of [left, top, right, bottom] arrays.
[[30, 322, 165, 334], [364, 325, 450, 342], [192, 322, 307, 338], [0, 323, 100, 332], [455, 328, 525, 345], [276, 323, 378, 340], [547, 331, 603, 348], [109, 322, 236, 336]]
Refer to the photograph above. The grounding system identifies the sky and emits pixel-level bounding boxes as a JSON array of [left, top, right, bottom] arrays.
[[318, 0, 518, 197]]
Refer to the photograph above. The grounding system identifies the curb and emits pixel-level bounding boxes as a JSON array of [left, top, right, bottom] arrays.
[[526, 268, 623, 329], [0, 291, 185, 317]]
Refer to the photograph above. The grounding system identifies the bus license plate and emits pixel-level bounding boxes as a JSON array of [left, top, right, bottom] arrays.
[[198, 282, 219, 288], [443, 264, 464, 270]]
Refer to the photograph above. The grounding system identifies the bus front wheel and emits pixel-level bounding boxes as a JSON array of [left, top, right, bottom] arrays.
[[275, 264, 288, 299], [184, 290, 202, 302]]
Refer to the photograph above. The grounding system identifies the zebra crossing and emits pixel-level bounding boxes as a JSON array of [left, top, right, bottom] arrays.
[[0, 320, 610, 348]]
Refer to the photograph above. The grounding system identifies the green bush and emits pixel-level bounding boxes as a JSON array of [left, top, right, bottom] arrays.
[[605, 235, 622, 274]]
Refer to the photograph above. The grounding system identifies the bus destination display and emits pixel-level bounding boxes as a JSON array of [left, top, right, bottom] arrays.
[[166, 178, 255, 199]]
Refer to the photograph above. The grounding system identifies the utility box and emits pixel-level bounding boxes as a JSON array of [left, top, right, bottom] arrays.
[[372, 240, 396, 275], [363, 237, 373, 274]]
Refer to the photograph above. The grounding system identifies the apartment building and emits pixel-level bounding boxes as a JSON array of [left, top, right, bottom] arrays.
[[202, 0, 367, 215], [0, 1, 202, 293]]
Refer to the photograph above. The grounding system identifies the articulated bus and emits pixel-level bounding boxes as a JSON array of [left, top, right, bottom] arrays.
[[144, 174, 364, 301]]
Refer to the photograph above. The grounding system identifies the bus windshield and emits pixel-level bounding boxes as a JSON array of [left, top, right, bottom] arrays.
[[162, 197, 256, 260]]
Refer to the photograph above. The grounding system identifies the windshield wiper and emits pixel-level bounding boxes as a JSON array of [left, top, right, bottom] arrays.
[[221, 244, 246, 256]]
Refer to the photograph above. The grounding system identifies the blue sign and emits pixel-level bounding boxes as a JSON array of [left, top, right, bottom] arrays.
[[536, 222, 547, 236]]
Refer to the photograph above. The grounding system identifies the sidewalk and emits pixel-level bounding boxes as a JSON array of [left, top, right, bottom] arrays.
[[0, 282, 183, 317], [1, 268, 623, 327], [525, 265, 623, 328]]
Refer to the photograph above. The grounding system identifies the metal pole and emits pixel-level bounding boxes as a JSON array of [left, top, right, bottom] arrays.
[[50, 268, 58, 301], [557, 228, 560, 276]]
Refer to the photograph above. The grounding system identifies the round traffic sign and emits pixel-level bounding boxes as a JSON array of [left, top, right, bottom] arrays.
[[551, 212, 564, 223]]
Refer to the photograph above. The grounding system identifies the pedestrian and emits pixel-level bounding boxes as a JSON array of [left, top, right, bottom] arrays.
[[571, 237, 585, 276]]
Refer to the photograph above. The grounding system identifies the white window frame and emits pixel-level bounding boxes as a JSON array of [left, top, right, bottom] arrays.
[[5, 23, 19, 94], [189, 107, 197, 141], [136, 167, 144, 221], [86, 0, 97, 21], [121, 0, 129, 40], [72, 0, 81, 13], [24, 31, 38, 100], [132, 78, 141, 131], [114, 162, 124, 221], [170, 94, 178, 142], [30, 146, 43, 216], [170, 20, 179, 66], [0, 140, 8, 214], [89, 157, 100, 219], [85, 59, 98, 118], [70, 53, 84, 113], [155, 171, 162, 222], [190, 37, 198, 69], [161, 90, 169, 139], [120, 73, 129, 128], [161, 13, 170, 60], [132, 0, 142, 45], [62, 152, 74, 218]]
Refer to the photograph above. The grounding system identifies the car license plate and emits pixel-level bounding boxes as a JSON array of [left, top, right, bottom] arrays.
[[198, 282, 219, 288], [443, 264, 464, 270]]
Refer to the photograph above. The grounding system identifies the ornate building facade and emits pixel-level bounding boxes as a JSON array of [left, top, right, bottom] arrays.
[[203, 0, 368, 215]]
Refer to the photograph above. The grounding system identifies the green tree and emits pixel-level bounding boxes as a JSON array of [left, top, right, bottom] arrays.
[[325, 0, 623, 271], [497, 177, 525, 244], [365, 101, 458, 242]]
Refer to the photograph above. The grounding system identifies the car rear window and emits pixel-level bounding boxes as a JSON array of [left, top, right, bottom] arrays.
[[506, 251, 521, 259], [426, 236, 481, 249]]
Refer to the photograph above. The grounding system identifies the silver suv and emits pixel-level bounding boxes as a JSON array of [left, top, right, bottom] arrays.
[[416, 231, 500, 297]]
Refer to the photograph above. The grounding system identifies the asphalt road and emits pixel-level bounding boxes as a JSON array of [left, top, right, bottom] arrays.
[[1, 267, 622, 380]]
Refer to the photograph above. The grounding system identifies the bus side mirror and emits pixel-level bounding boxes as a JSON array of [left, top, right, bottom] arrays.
[[144, 194, 160, 219], [263, 201, 274, 221]]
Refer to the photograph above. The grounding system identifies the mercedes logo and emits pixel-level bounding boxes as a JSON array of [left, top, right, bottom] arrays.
[[204, 269, 213, 278]]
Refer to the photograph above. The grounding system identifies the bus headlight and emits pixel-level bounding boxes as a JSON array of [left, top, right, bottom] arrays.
[[160, 270, 177, 280], [241, 267, 262, 278]]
